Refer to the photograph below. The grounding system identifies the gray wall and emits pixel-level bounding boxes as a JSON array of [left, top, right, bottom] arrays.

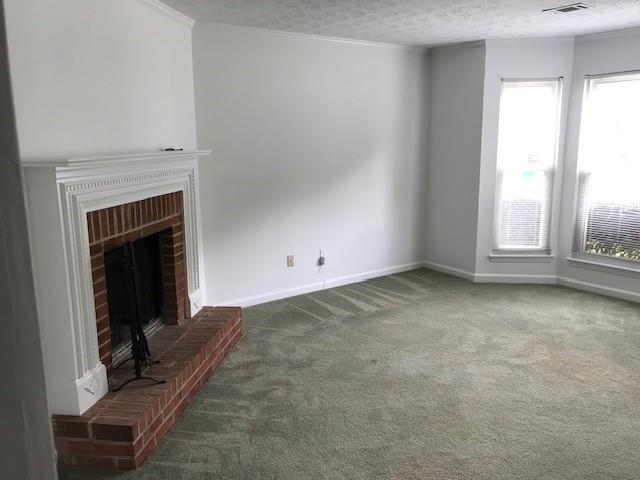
[[424, 42, 486, 274], [193, 24, 428, 305], [0, 2, 57, 478]]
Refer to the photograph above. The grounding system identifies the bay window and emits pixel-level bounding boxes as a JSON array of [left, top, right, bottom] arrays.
[[574, 72, 640, 262]]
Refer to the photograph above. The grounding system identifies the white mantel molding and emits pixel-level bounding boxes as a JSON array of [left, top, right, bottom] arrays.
[[23, 150, 210, 416]]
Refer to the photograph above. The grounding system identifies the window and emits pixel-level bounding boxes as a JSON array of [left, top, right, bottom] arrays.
[[493, 79, 562, 252], [574, 72, 640, 262]]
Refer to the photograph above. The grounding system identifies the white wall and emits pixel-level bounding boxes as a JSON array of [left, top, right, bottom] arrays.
[[4, 0, 196, 161], [557, 28, 640, 300], [475, 38, 575, 281], [193, 24, 428, 305], [0, 3, 57, 478], [423, 42, 485, 276]]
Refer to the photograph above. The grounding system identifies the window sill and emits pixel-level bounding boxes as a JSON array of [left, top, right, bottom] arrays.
[[566, 256, 640, 278], [488, 253, 554, 263]]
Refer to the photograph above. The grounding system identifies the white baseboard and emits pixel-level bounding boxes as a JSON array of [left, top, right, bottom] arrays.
[[423, 260, 639, 303], [219, 261, 425, 307], [323, 262, 425, 290], [474, 273, 557, 284], [217, 260, 640, 308], [420, 261, 475, 281], [557, 276, 640, 303]]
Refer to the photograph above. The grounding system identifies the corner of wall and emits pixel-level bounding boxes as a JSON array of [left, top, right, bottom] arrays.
[[136, 0, 195, 29]]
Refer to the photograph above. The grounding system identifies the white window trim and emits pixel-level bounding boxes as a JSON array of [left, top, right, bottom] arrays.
[[566, 255, 640, 278], [571, 70, 640, 267], [492, 77, 564, 256], [489, 253, 554, 263]]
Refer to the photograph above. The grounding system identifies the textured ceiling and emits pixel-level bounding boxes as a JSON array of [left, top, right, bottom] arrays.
[[161, 0, 640, 46]]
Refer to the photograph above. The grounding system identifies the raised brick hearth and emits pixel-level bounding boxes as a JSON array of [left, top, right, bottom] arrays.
[[53, 306, 242, 470]]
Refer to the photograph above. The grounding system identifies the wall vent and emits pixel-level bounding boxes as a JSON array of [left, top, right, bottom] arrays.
[[543, 2, 590, 13]]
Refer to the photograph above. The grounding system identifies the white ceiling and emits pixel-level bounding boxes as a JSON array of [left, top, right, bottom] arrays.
[[161, 0, 640, 46]]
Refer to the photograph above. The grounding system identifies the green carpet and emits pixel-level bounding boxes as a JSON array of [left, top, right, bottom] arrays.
[[59, 269, 640, 479]]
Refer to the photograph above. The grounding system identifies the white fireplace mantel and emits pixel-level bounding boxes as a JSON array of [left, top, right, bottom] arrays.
[[22, 150, 210, 416]]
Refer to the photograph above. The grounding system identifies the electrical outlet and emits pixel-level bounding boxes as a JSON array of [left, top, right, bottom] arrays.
[[287, 255, 294, 267], [317, 249, 326, 267]]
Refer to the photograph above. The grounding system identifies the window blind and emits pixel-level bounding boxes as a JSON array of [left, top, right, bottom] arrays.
[[493, 79, 562, 252], [574, 72, 640, 262]]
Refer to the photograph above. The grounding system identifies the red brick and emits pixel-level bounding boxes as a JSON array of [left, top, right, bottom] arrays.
[[97, 328, 111, 346], [92, 439, 138, 457], [70, 455, 90, 466], [95, 303, 108, 320], [53, 417, 90, 438], [89, 243, 103, 257], [91, 417, 139, 441], [108, 208, 116, 236], [87, 214, 95, 244], [61, 261, 241, 470], [88, 456, 118, 469], [55, 438, 92, 455], [117, 457, 138, 470], [99, 209, 108, 238]]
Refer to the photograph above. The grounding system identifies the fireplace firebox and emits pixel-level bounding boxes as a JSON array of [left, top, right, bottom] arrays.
[[105, 232, 164, 365], [88, 191, 188, 377]]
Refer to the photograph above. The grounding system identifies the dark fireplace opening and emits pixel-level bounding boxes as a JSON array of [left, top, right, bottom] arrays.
[[104, 232, 165, 365]]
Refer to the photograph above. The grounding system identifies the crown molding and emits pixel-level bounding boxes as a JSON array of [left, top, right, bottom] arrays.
[[197, 22, 425, 52], [428, 39, 486, 53], [137, 0, 195, 29], [576, 26, 640, 43]]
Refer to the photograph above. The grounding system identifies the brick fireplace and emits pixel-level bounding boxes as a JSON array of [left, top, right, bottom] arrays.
[[23, 151, 243, 470], [88, 191, 188, 375]]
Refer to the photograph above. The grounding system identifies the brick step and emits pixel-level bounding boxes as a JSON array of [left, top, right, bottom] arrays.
[[53, 306, 242, 470]]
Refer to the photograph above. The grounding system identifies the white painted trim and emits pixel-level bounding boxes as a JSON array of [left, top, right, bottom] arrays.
[[420, 261, 475, 281], [557, 276, 640, 303], [474, 273, 556, 284], [423, 261, 638, 301], [566, 256, 640, 278], [21, 149, 211, 168], [324, 262, 425, 289], [218, 262, 424, 307], [576, 26, 640, 44], [198, 22, 422, 52], [217, 258, 640, 310], [488, 253, 554, 263], [422, 259, 555, 283], [137, 0, 195, 28], [429, 40, 486, 52], [23, 151, 208, 415]]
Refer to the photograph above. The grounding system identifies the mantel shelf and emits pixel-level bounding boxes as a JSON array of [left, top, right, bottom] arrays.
[[21, 150, 212, 169]]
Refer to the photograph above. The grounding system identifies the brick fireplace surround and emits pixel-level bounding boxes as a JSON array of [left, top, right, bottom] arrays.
[[54, 191, 244, 470], [22, 151, 243, 470], [89, 191, 188, 375]]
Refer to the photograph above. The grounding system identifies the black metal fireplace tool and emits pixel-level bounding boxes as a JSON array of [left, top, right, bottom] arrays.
[[112, 241, 166, 392]]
